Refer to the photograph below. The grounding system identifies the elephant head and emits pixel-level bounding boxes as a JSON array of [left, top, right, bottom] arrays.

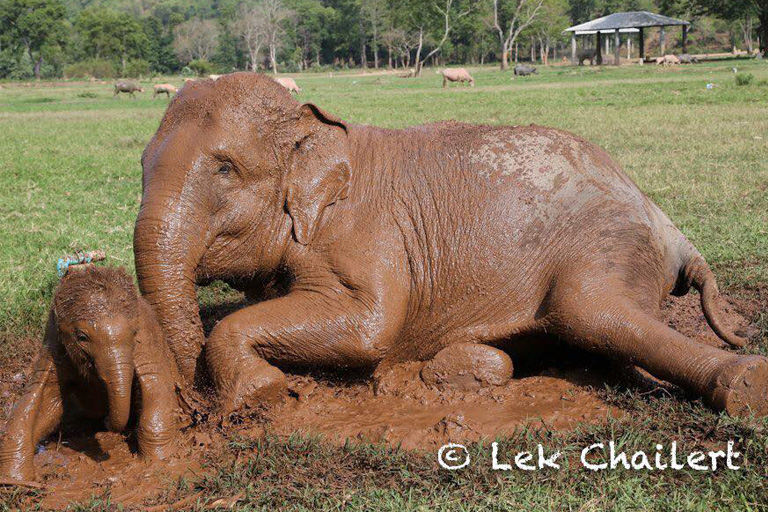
[[134, 72, 351, 383], [54, 269, 139, 432]]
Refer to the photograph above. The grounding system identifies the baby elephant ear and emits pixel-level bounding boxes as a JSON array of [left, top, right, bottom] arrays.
[[285, 103, 351, 246]]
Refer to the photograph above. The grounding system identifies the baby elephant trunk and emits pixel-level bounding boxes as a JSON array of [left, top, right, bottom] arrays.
[[95, 348, 133, 432]]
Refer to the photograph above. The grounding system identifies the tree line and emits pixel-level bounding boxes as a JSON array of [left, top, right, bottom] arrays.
[[0, 0, 764, 80]]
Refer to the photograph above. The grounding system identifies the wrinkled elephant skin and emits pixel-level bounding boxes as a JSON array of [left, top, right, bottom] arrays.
[[0, 268, 184, 481], [133, 72, 768, 418]]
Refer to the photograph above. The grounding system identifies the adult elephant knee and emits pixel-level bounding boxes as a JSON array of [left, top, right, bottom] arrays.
[[134, 73, 761, 416]]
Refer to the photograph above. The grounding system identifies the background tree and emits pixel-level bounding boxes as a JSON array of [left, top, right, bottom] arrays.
[[491, 0, 544, 70], [529, 0, 568, 64], [172, 18, 221, 64], [254, 0, 294, 73], [74, 7, 150, 73], [360, 0, 388, 67], [396, 0, 471, 76], [0, 0, 67, 79], [689, 0, 767, 53], [232, 3, 267, 71], [288, 0, 333, 69]]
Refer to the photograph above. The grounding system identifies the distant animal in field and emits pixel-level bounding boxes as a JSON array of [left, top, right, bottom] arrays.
[[513, 64, 537, 77], [209, 74, 222, 80], [113, 80, 144, 98], [578, 49, 597, 66], [677, 54, 700, 64], [274, 77, 301, 94], [153, 84, 178, 98], [439, 68, 474, 88], [656, 54, 680, 66], [398, 69, 415, 78]]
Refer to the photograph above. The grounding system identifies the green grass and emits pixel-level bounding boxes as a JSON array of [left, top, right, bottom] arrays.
[[1, 60, 768, 510]]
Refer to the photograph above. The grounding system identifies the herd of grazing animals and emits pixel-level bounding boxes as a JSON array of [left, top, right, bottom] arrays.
[[107, 51, 704, 100]]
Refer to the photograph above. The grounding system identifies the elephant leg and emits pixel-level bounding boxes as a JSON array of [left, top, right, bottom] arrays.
[[544, 287, 768, 416], [0, 349, 64, 481], [206, 291, 386, 414], [135, 362, 178, 460]]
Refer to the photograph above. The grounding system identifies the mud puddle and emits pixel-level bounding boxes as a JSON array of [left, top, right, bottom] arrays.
[[1, 291, 761, 509]]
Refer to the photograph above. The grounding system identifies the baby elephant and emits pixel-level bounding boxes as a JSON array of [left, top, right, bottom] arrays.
[[153, 83, 178, 98], [0, 267, 184, 481], [114, 80, 144, 98], [439, 68, 475, 88]]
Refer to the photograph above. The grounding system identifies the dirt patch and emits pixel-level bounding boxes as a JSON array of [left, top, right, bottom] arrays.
[[0, 288, 763, 509]]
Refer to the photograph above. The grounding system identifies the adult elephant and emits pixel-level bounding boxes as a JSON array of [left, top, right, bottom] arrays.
[[134, 72, 767, 416]]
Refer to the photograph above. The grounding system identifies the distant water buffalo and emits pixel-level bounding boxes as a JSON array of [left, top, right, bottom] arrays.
[[677, 54, 700, 64], [438, 68, 475, 87], [513, 64, 537, 77], [656, 54, 681, 66], [153, 84, 178, 98], [274, 77, 301, 94], [114, 81, 144, 98], [578, 49, 597, 66]]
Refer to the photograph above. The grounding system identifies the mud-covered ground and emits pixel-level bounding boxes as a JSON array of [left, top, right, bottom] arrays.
[[0, 289, 763, 510]]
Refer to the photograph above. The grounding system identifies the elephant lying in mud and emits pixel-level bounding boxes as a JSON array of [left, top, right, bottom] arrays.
[[0, 268, 184, 481], [134, 72, 768, 417]]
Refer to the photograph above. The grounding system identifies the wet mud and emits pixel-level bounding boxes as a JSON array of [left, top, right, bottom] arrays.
[[0, 290, 761, 509]]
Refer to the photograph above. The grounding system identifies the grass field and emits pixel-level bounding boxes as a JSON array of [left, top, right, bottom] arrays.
[[1, 60, 767, 510]]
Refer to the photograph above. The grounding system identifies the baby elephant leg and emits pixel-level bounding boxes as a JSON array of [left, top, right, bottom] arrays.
[[421, 343, 514, 392], [0, 350, 64, 481]]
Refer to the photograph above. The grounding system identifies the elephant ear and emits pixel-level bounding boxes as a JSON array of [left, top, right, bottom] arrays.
[[285, 103, 351, 246]]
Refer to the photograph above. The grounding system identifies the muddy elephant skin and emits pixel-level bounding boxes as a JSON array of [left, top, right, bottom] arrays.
[[134, 72, 768, 417], [0, 268, 183, 481]]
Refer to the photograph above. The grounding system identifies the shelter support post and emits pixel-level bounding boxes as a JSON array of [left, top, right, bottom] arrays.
[[660, 27, 666, 56], [639, 27, 645, 61], [571, 33, 577, 64], [614, 30, 621, 65], [682, 25, 688, 53], [596, 32, 602, 65]]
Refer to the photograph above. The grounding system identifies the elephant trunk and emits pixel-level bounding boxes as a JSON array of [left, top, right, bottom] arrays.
[[96, 348, 134, 432], [133, 187, 208, 385]]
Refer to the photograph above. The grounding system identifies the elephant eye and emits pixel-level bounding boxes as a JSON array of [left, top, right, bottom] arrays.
[[217, 162, 232, 176]]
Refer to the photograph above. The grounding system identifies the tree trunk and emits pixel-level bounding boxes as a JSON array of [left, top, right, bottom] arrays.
[[372, 27, 379, 68], [760, 13, 768, 53], [414, 28, 424, 76], [270, 44, 278, 74], [33, 56, 43, 80], [500, 48, 508, 70]]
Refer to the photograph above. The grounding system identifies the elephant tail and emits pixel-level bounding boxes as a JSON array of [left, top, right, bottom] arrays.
[[674, 250, 748, 348]]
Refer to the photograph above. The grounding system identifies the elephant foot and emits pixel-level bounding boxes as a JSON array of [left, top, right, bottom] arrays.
[[421, 343, 514, 392], [138, 435, 177, 461], [0, 455, 36, 483], [220, 359, 287, 415], [709, 355, 768, 417]]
